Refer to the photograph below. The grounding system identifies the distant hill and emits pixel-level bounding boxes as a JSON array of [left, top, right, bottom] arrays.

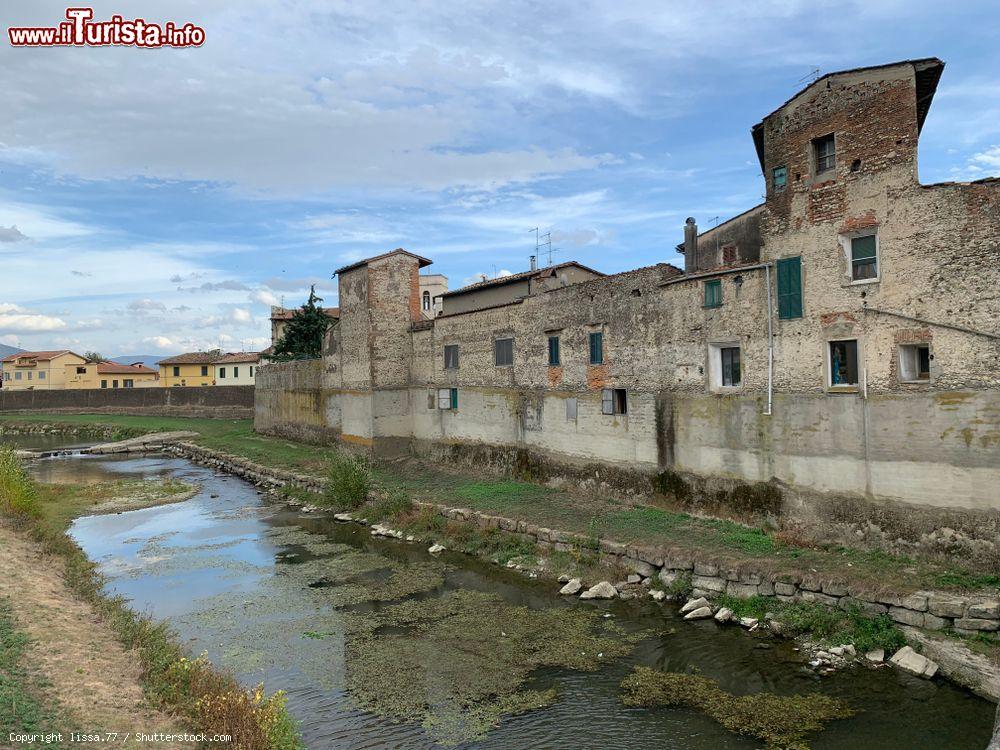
[[0, 343, 24, 358], [111, 354, 176, 369]]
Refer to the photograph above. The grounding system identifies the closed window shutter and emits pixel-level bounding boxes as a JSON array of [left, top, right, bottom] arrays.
[[450, 388, 458, 410], [777, 256, 802, 319], [438, 388, 450, 409], [601, 388, 613, 415]]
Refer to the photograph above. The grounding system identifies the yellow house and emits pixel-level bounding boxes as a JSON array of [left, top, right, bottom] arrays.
[[157, 351, 219, 387], [0, 350, 86, 390], [65, 360, 159, 389]]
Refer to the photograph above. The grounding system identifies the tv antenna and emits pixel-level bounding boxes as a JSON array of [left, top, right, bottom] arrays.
[[798, 67, 821, 84], [529, 227, 559, 266]]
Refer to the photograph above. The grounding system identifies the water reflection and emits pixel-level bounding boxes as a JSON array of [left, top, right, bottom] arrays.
[[57, 454, 992, 750]]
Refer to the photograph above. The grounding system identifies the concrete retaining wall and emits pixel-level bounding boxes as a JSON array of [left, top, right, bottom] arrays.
[[0, 385, 253, 418]]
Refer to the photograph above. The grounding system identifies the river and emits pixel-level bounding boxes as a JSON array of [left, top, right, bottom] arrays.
[[7, 436, 994, 749]]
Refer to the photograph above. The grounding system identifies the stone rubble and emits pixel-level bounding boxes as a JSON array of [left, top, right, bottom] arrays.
[[579, 581, 618, 600], [889, 646, 939, 679], [559, 578, 583, 596]]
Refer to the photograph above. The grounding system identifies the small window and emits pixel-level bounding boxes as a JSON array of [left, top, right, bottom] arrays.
[[249, 366, 254, 377], [438, 387, 459, 410], [76, 366, 86, 374], [494, 337, 514, 367], [850, 234, 878, 281], [38, 371, 45, 380], [548, 335, 561, 366], [123, 379, 134, 388], [829, 340, 859, 387], [14, 372, 21, 380], [27, 372, 32, 380], [813, 133, 836, 173], [100, 379, 107, 388], [427, 389, 437, 409], [444, 344, 459, 370], [776, 256, 803, 320], [565, 397, 577, 421], [422, 291, 431, 311], [721, 347, 741, 387], [704, 279, 722, 308], [112, 379, 118, 388], [899, 344, 931, 382], [201, 365, 209, 376], [773, 165, 787, 189], [173, 366, 180, 377], [601, 388, 627, 415], [588, 332, 604, 365], [219, 367, 226, 379]]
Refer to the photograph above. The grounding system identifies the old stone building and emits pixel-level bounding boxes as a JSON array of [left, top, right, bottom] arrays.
[[256, 58, 999, 557]]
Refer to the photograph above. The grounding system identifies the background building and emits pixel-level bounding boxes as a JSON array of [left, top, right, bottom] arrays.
[[214, 352, 260, 385], [0, 350, 85, 390], [65, 360, 158, 389], [157, 352, 219, 387]]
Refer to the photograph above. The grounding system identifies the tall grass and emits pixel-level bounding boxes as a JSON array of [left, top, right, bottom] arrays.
[[0, 446, 39, 517], [323, 452, 372, 509]]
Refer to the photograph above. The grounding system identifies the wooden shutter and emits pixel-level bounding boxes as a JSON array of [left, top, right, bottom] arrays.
[[601, 388, 613, 414], [438, 388, 450, 409], [776, 256, 802, 320]]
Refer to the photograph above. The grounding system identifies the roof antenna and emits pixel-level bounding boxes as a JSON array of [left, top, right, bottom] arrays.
[[798, 67, 821, 84], [529, 227, 558, 267]]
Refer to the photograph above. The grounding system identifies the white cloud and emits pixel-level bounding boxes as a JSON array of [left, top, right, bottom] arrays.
[[948, 145, 1000, 181], [249, 289, 280, 307], [231, 308, 252, 323], [0, 225, 28, 243], [461, 269, 513, 286], [142, 336, 175, 350], [0, 302, 67, 332], [127, 299, 167, 313]]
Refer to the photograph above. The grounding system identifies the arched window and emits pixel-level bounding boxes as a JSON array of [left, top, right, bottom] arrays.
[[422, 291, 431, 311]]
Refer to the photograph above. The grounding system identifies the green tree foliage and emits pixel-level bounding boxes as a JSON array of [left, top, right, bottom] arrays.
[[271, 286, 332, 361], [84, 351, 105, 363]]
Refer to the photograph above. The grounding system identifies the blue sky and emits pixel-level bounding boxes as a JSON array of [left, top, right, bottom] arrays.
[[1, 0, 998, 356]]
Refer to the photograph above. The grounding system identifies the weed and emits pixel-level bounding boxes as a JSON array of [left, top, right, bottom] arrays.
[[324, 453, 372, 509], [666, 571, 693, 599], [366, 488, 413, 523], [0, 447, 39, 517]]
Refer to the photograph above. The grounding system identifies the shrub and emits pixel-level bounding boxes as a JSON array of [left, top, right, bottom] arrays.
[[0, 446, 39, 517], [665, 571, 693, 599], [324, 453, 372, 509], [367, 488, 413, 522]]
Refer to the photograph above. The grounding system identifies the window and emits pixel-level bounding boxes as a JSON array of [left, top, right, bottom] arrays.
[[201, 365, 209, 376], [776, 256, 803, 319], [828, 340, 859, 387], [601, 388, 627, 415], [437, 388, 458, 410], [38, 371, 45, 380], [850, 234, 878, 281], [173, 366, 180, 377], [565, 397, 577, 421], [704, 279, 722, 308], [494, 337, 514, 367], [773, 165, 787, 189], [27, 372, 32, 380], [548, 335, 561, 366], [76, 366, 86, 374], [813, 133, 836, 173], [422, 291, 431, 311], [899, 344, 931, 382], [219, 367, 226, 379], [123, 379, 134, 388], [14, 372, 21, 380], [720, 347, 741, 387], [444, 344, 459, 370], [588, 332, 604, 364], [112, 380, 119, 388], [249, 366, 254, 377], [234, 366, 239, 378], [101, 379, 107, 388]]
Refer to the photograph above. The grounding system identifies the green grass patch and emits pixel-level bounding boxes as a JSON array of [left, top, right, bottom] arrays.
[[934, 570, 1000, 590], [0, 598, 62, 742], [0, 446, 40, 517]]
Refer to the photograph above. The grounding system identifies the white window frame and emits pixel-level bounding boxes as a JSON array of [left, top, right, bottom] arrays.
[[707, 341, 742, 392], [898, 343, 931, 383], [839, 228, 880, 285]]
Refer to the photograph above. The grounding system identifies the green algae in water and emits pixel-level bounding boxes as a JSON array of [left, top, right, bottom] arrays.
[[344, 589, 643, 746], [620, 666, 855, 750]]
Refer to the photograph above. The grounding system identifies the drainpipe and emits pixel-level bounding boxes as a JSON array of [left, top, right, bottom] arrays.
[[764, 263, 774, 416]]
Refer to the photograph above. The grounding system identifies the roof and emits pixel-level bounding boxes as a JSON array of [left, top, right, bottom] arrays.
[[1, 349, 80, 363], [334, 248, 432, 276], [95, 361, 157, 375], [750, 58, 945, 172], [270, 307, 339, 321], [441, 261, 605, 299], [675, 203, 766, 254], [156, 351, 221, 365], [213, 352, 260, 364]]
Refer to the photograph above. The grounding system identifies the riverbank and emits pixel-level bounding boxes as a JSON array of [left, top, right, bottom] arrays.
[[0, 447, 304, 750], [4, 414, 1000, 701]]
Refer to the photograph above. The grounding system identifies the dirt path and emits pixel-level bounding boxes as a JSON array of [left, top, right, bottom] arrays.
[[0, 523, 195, 749]]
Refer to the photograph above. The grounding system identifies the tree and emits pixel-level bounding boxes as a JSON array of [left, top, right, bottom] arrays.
[[271, 286, 332, 361], [84, 351, 105, 363]]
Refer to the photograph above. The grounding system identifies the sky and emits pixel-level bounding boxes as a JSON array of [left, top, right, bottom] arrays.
[[1, 1, 998, 357]]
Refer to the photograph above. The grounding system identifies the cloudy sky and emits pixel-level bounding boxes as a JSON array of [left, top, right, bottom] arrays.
[[1, 1, 998, 356]]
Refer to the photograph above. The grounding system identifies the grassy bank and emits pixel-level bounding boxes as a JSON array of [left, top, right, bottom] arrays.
[[0, 446, 303, 750], [0, 598, 63, 743], [1, 413, 998, 598]]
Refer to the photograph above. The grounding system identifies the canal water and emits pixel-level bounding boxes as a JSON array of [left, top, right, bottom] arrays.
[[11, 441, 995, 749]]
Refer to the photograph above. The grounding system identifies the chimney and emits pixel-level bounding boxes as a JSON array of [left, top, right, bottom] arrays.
[[683, 217, 698, 273], [529, 254, 537, 271]]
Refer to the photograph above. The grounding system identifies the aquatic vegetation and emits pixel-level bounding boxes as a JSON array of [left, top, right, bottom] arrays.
[[0, 446, 39, 517], [620, 666, 854, 750], [343, 589, 642, 745]]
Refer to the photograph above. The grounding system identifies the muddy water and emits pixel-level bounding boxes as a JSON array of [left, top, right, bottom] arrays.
[[21, 450, 995, 749]]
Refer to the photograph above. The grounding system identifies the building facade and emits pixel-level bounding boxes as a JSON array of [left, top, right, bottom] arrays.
[[0, 351, 86, 390], [65, 361, 158, 389], [158, 352, 219, 387], [255, 59, 1000, 558], [214, 352, 260, 385]]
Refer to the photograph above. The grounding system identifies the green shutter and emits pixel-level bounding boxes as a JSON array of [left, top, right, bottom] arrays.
[[776, 256, 802, 320], [704, 279, 722, 308], [450, 388, 458, 410], [589, 332, 603, 364]]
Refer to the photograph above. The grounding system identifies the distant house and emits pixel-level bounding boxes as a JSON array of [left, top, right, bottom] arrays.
[[0, 350, 86, 390], [438, 261, 603, 316], [65, 360, 159, 389], [269, 306, 340, 349], [157, 351, 220, 387], [213, 352, 260, 385]]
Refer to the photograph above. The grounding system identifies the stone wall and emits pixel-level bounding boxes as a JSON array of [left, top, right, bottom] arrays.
[[254, 359, 341, 443], [0, 384, 253, 418]]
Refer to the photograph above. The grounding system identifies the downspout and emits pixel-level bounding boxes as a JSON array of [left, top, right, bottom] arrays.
[[764, 263, 774, 416]]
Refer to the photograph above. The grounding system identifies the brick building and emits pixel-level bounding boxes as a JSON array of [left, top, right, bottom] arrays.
[[256, 59, 1000, 558]]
